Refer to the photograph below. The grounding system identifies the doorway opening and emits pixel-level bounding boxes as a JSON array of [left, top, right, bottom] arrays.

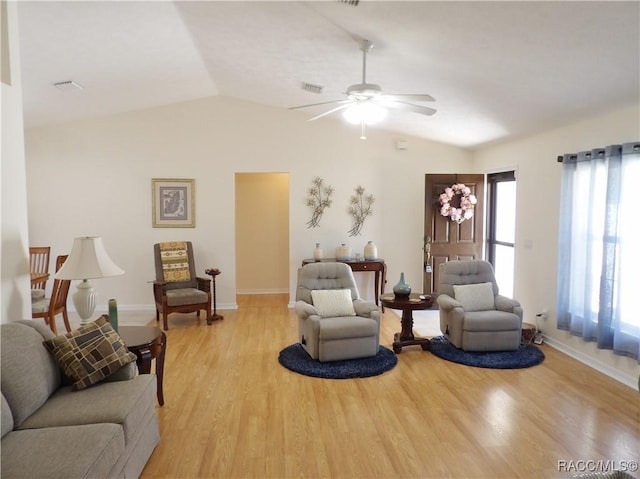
[[234, 173, 290, 300], [486, 171, 516, 298]]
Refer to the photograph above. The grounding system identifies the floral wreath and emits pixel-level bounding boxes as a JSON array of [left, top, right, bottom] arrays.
[[439, 183, 477, 224]]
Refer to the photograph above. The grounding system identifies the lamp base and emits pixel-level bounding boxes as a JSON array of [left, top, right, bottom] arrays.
[[73, 280, 96, 324]]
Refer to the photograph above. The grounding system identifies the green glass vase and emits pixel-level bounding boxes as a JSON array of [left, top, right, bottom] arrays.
[[393, 272, 411, 298]]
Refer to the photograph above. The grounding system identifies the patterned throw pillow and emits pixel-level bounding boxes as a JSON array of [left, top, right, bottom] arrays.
[[453, 282, 495, 311], [311, 289, 356, 318], [43, 316, 136, 391]]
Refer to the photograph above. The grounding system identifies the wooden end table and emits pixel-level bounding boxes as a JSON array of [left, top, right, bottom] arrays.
[[119, 326, 166, 406], [380, 293, 434, 353]]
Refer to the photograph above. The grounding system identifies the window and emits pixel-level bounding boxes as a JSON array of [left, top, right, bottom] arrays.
[[486, 171, 516, 298], [557, 143, 640, 360]]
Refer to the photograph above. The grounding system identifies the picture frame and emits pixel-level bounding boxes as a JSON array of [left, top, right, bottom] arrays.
[[152, 178, 195, 228]]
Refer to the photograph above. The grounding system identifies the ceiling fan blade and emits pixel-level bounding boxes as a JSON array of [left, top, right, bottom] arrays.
[[380, 93, 435, 102], [383, 100, 437, 116], [289, 99, 350, 110], [307, 103, 354, 121]]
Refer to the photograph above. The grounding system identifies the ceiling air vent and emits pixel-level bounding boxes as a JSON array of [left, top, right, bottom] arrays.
[[301, 82, 323, 94], [337, 0, 359, 6], [53, 80, 84, 92]]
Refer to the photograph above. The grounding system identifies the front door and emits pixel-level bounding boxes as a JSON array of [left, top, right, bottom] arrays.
[[423, 174, 485, 295]]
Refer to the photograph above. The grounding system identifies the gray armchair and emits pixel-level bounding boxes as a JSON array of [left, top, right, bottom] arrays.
[[295, 262, 380, 362], [437, 259, 522, 351]]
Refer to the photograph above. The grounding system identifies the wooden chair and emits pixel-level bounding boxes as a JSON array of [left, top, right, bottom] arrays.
[[153, 241, 211, 330], [29, 246, 51, 290], [32, 255, 71, 335]]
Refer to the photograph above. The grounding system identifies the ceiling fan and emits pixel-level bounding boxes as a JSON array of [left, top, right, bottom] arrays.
[[290, 39, 436, 139]]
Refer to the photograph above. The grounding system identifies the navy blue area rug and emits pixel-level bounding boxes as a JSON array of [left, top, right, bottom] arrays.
[[278, 343, 397, 379], [429, 336, 545, 369]]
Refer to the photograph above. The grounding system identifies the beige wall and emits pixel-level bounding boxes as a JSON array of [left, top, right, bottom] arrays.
[[1, 1, 31, 323], [24, 95, 473, 313], [474, 103, 640, 387], [15, 38, 638, 385], [235, 173, 289, 294]]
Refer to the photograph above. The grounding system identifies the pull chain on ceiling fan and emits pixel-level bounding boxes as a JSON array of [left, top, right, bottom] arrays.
[[290, 39, 436, 139]]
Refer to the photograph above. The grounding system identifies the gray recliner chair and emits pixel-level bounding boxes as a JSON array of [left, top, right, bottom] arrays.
[[294, 262, 380, 362], [437, 259, 523, 352]]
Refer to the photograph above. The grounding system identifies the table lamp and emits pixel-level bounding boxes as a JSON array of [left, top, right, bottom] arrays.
[[55, 236, 124, 324]]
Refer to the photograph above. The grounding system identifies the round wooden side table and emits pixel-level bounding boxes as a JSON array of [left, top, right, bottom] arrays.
[[119, 326, 166, 406], [380, 293, 434, 353]]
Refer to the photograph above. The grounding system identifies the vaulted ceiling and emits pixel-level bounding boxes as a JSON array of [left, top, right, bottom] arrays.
[[16, 1, 640, 149]]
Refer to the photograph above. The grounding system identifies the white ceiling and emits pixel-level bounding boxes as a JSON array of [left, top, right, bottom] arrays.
[[16, 1, 640, 149]]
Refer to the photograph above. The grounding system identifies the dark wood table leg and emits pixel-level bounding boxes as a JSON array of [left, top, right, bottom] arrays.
[[392, 308, 430, 353], [380, 263, 387, 312], [121, 326, 166, 407], [135, 348, 153, 374], [156, 332, 166, 406]]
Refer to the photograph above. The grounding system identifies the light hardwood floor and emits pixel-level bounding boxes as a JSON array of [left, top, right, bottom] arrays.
[[138, 294, 639, 479]]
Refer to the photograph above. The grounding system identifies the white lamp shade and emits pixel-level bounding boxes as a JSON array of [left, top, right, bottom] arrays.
[[55, 237, 124, 280]]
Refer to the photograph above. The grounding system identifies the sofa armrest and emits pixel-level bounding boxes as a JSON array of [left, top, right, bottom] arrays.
[[437, 293, 463, 311], [353, 299, 379, 318], [495, 294, 520, 312], [294, 301, 319, 320]]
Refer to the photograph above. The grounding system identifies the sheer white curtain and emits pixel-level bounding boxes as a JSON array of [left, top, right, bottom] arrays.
[[557, 142, 640, 361]]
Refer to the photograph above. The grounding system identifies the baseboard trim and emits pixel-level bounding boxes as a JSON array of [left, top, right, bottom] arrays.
[[74, 302, 239, 314], [542, 335, 638, 390], [236, 289, 289, 295]]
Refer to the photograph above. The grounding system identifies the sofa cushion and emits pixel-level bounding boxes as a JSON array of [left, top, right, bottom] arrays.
[[1, 393, 13, 438], [19, 374, 157, 446], [31, 288, 46, 300], [165, 287, 208, 307], [0, 321, 60, 428], [43, 316, 136, 391], [463, 310, 521, 331], [311, 289, 356, 318], [453, 282, 495, 311], [1, 423, 124, 479], [318, 316, 378, 340]]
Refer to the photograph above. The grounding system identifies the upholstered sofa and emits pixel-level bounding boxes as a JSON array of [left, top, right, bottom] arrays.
[[1, 320, 160, 478]]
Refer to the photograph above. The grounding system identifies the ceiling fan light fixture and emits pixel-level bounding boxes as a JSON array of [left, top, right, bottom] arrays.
[[343, 102, 387, 125], [346, 83, 382, 100], [290, 38, 435, 138]]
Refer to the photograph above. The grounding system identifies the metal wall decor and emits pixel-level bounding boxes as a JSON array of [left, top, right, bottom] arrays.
[[306, 177, 334, 228], [348, 185, 374, 236]]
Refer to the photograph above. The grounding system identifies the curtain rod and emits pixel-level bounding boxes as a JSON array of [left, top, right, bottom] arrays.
[[557, 142, 640, 163]]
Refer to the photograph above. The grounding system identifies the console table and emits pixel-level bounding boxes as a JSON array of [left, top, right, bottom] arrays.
[[301, 258, 386, 306]]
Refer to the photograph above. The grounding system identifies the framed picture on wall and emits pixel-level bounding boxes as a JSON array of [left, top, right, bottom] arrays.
[[152, 178, 195, 228]]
